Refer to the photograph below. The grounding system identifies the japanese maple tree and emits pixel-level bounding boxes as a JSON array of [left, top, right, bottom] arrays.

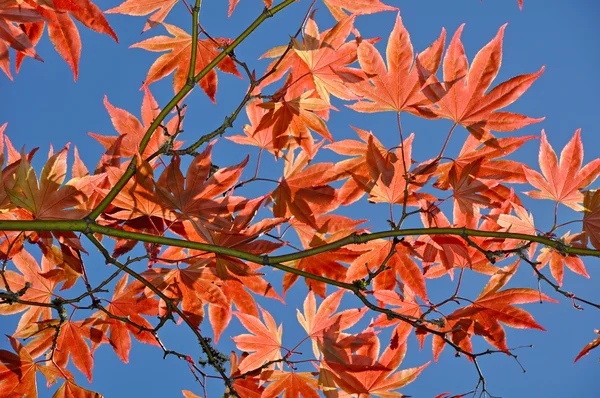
[[0, 0, 598, 397]]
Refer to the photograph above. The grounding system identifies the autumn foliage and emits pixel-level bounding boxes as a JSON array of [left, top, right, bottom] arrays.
[[0, 0, 599, 397]]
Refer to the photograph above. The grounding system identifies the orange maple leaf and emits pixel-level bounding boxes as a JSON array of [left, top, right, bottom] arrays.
[[89, 86, 183, 160], [7, 144, 99, 221], [269, 147, 337, 228], [0, 4, 47, 78], [131, 23, 241, 99], [583, 189, 600, 250], [260, 15, 361, 105], [226, 99, 296, 156], [322, 0, 397, 21], [0, 336, 41, 397], [574, 329, 600, 363], [324, 127, 391, 205], [232, 306, 283, 374], [156, 143, 248, 226], [523, 129, 600, 211], [297, 290, 367, 359], [421, 24, 544, 143], [348, 12, 445, 117], [536, 232, 589, 286], [0, 250, 58, 337], [106, 0, 178, 33], [261, 370, 320, 398], [256, 88, 332, 159], [141, 258, 228, 328], [34, 0, 118, 80], [322, 329, 428, 396], [90, 275, 159, 363], [445, 261, 557, 353]]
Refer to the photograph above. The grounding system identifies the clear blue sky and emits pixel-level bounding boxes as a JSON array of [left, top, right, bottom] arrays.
[[1, 0, 599, 396]]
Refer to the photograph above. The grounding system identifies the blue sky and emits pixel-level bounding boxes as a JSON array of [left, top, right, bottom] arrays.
[[1, 0, 599, 396]]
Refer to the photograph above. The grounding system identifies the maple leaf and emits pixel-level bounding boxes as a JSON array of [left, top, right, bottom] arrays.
[[141, 258, 228, 328], [7, 143, 99, 221], [256, 88, 332, 159], [523, 129, 600, 211], [232, 306, 283, 374], [297, 290, 366, 358], [90, 275, 159, 363], [209, 273, 284, 344], [496, 202, 536, 236], [156, 143, 248, 227], [23, 318, 107, 382], [54, 379, 102, 398], [32, 0, 118, 80], [574, 329, 600, 363], [366, 133, 436, 206], [434, 134, 536, 189], [260, 370, 320, 398], [583, 189, 600, 250], [105, 0, 178, 33], [130, 23, 241, 99], [347, 239, 428, 300], [445, 159, 496, 219], [226, 99, 296, 156], [0, 3, 47, 79], [0, 336, 39, 397], [322, 0, 397, 21], [322, 330, 428, 397], [348, 13, 445, 117], [260, 15, 361, 105], [269, 147, 337, 228], [421, 24, 544, 143], [0, 250, 58, 337], [371, 288, 423, 348], [324, 126, 395, 205], [446, 261, 557, 352], [104, 158, 176, 228], [227, 351, 265, 396], [536, 232, 589, 286], [180, 197, 285, 279], [283, 215, 367, 296], [89, 86, 183, 160]]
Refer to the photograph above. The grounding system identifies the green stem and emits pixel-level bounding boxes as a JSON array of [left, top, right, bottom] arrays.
[[188, 0, 203, 83]]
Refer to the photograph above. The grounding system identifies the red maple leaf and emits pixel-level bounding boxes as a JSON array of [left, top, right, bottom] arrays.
[[90, 275, 159, 363], [445, 261, 557, 353], [574, 329, 600, 363]]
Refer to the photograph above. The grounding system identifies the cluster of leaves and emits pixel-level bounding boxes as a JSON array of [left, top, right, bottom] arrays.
[[1, 0, 599, 397]]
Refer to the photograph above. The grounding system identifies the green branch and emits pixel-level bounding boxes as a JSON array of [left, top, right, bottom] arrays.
[[1, 219, 598, 259], [86, 0, 297, 220]]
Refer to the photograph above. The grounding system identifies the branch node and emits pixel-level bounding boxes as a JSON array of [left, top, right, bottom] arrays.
[[185, 78, 196, 88]]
